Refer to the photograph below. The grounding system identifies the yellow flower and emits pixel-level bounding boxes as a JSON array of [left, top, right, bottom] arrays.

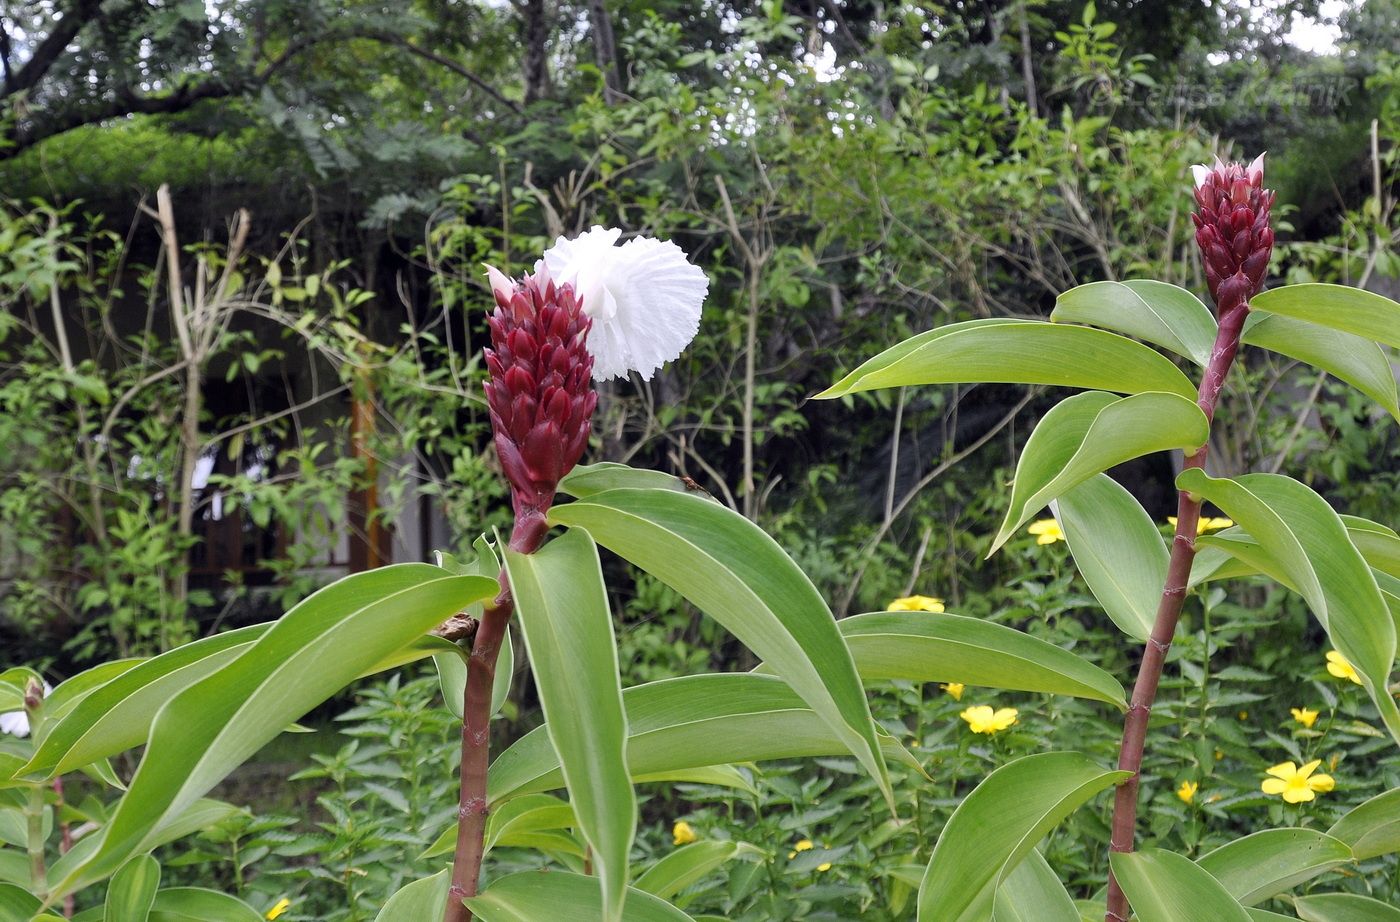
[[788, 839, 814, 859], [942, 682, 965, 701], [887, 595, 945, 613], [1027, 519, 1064, 545], [1326, 650, 1363, 685], [672, 821, 698, 846], [1176, 780, 1198, 804], [266, 900, 292, 921], [1168, 516, 1234, 534], [1238, 710, 1249, 721], [816, 862, 833, 872], [1261, 759, 1336, 804], [960, 705, 1018, 734], [1291, 707, 1319, 729]]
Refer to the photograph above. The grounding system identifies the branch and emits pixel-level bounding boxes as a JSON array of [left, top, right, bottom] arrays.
[[1, 0, 105, 100]]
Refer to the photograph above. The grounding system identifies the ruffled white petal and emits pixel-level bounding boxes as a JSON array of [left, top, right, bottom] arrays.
[[543, 226, 708, 381], [0, 709, 29, 737], [1191, 164, 1210, 189]]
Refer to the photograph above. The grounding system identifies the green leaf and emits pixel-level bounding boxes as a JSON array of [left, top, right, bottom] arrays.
[[917, 752, 1129, 922], [506, 529, 636, 922], [0, 884, 40, 922], [550, 489, 890, 806], [1293, 893, 1400, 922], [632, 764, 758, 796], [816, 319, 1197, 400], [833, 610, 1125, 709], [488, 673, 919, 805], [373, 869, 450, 922], [25, 626, 268, 780], [559, 462, 691, 498], [104, 855, 160, 922], [1328, 787, 1400, 860], [634, 841, 761, 901], [992, 850, 1080, 922], [1058, 474, 1166, 640], [38, 660, 143, 728], [47, 565, 497, 897], [1241, 312, 1400, 420], [435, 631, 512, 722], [147, 887, 262, 922], [1251, 283, 1400, 350], [1109, 848, 1251, 922], [1051, 280, 1217, 366], [1178, 470, 1400, 743], [465, 871, 697, 922], [991, 391, 1208, 553], [1196, 829, 1353, 906]]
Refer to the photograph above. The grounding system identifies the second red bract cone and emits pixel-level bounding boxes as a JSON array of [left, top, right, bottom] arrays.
[[483, 268, 598, 545]]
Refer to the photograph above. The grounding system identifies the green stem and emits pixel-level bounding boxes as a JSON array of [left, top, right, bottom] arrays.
[[26, 785, 47, 902]]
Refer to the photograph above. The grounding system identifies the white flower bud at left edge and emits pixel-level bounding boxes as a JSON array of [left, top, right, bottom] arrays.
[[541, 225, 709, 381]]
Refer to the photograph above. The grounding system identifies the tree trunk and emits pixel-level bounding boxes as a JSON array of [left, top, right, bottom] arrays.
[[519, 0, 551, 103], [587, 0, 625, 104]]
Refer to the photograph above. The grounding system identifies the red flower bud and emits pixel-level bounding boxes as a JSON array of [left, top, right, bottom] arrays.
[[483, 269, 598, 525], [1191, 154, 1274, 317]]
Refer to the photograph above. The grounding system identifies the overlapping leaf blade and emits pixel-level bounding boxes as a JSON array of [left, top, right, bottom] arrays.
[[1251, 283, 1400, 350], [45, 564, 497, 898], [550, 489, 891, 806], [815, 319, 1197, 400], [1196, 829, 1352, 906], [992, 850, 1080, 922], [1328, 787, 1400, 860], [1294, 893, 1400, 922], [832, 610, 1125, 708], [506, 529, 635, 922], [918, 752, 1129, 921], [634, 841, 760, 901], [1051, 280, 1217, 366], [373, 869, 451, 922], [465, 871, 698, 922], [1241, 313, 1400, 420], [991, 391, 1208, 553], [1058, 474, 1166, 640], [1109, 849, 1252, 922]]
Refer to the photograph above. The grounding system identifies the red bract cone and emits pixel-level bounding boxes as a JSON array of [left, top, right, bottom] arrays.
[[1191, 154, 1275, 317], [483, 267, 598, 547]]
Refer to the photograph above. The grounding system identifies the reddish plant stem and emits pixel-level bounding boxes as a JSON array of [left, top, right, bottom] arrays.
[[444, 511, 549, 922], [1104, 306, 1247, 922]]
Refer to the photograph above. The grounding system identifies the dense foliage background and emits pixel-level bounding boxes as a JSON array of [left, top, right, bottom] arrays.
[[2, 1, 1398, 918]]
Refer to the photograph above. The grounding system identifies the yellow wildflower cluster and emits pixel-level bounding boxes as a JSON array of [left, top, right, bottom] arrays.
[[1326, 650, 1362, 685], [672, 820, 698, 846], [1291, 707, 1319, 729], [887, 595, 945, 613], [1176, 780, 1198, 804], [1027, 519, 1064, 545], [960, 705, 1018, 734], [1261, 760, 1335, 804]]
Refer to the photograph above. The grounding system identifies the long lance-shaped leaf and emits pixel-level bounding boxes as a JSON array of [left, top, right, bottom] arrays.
[[1241, 313, 1400, 420], [104, 855, 159, 922], [1177, 469, 1400, 744], [917, 752, 1129, 922], [1251, 283, 1400, 350], [1294, 893, 1400, 922], [1196, 829, 1353, 906], [506, 530, 635, 922], [550, 489, 891, 807], [146, 887, 263, 921], [990, 391, 1208, 554], [1051, 280, 1217, 367], [374, 869, 451, 922], [1328, 787, 1400, 860], [559, 462, 693, 498], [1109, 849, 1252, 922], [465, 871, 697, 922], [827, 610, 1125, 709], [45, 565, 497, 899], [1057, 474, 1166, 641], [634, 841, 762, 902], [37, 660, 142, 728], [815, 319, 1197, 400], [488, 673, 919, 805]]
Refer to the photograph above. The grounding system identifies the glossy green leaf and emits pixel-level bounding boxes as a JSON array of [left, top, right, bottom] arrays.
[[1294, 893, 1400, 922], [560, 462, 691, 498], [634, 840, 760, 901], [1197, 829, 1352, 905], [992, 391, 1208, 553], [1178, 470, 1400, 743], [1247, 911, 1298, 922], [104, 855, 159, 922], [1051, 280, 1217, 366], [506, 529, 635, 922], [465, 871, 696, 922], [1058, 474, 1166, 640], [489, 673, 918, 805], [816, 319, 1198, 400], [38, 660, 142, 729], [1242, 312, 1400, 420], [833, 610, 1125, 709], [47, 565, 497, 897], [435, 631, 512, 722], [550, 489, 890, 806], [918, 752, 1129, 921], [1328, 787, 1400, 860], [1251, 283, 1400, 350], [0, 883, 40, 922], [992, 849, 1079, 922], [1109, 848, 1251, 922], [632, 764, 758, 795], [146, 887, 262, 922], [373, 869, 450, 922]]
